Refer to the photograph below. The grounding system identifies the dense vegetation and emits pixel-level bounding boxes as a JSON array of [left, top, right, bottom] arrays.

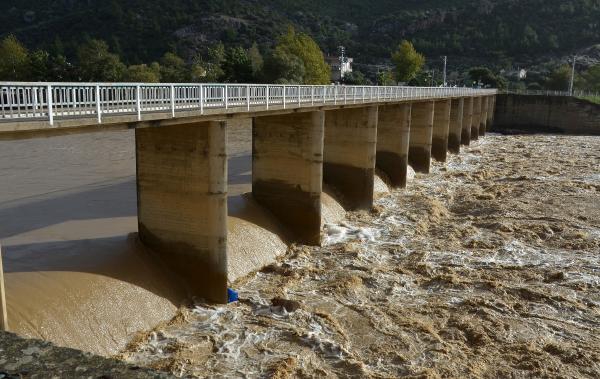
[[0, 28, 332, 85], [2, 0, 600, 89]]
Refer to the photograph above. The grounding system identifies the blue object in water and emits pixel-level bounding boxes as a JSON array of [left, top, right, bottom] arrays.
[[227, 288, 239, 303]]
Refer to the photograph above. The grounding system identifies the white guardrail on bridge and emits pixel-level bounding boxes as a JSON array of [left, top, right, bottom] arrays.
[[0, 83, 496, 126], [504, 89, 600, 97]]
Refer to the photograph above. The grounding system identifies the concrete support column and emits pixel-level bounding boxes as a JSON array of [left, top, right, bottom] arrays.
[[253, 111, 324, 246], [480, 97, 489, 137], [448, 98, 464, 154], [409, 101, 435, 173], [471, 97, 482, 140], [487, 95, 495, 128], [376, 103, 411, 188], [461, 97, 474, 145], [136, 121, 228, 303], [324, 106, 378, 210], [432, 99, 451, 162]]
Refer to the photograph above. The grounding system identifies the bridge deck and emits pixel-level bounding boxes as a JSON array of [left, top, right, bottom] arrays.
[[0, 83, 495, 133]]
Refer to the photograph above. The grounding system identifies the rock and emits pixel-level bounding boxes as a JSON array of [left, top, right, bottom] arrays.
[[544, 271, 566, 283], [271, 297, 302, 313], [0, 331, 173, 378]]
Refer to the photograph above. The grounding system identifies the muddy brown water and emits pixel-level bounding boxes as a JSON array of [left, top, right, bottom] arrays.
[[121, 134, 600, 378], [1, 126, 599, 377], [0, 119, 348, 356]]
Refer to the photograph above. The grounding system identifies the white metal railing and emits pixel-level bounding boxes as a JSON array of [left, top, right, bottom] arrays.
[[504, 89, 600, 98], [0, 82, 496, 126]]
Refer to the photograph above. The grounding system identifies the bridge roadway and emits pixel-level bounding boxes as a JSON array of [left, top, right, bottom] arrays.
[[0, 82, 496, 303]]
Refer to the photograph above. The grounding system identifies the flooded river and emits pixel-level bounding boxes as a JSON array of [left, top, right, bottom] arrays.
[[117, 134, 600, 378]]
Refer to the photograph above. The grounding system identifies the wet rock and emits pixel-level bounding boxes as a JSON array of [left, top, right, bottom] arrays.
[[544, 271, 566, 283], [0, 331, 172, 378], [271, 297, 302, 313], [269, 357, 298, 379]]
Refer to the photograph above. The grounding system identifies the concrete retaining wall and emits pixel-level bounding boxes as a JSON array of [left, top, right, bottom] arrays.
[[493, 94, 600, 135]]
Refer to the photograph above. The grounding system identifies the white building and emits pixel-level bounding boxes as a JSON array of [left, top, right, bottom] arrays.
[[327, 55, 353, 82]]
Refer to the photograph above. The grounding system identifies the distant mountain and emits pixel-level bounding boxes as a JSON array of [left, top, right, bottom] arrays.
[[2, 0, 600, 71]]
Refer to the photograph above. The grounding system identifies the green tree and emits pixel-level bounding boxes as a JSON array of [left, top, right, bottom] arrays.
[[28, 50, 51, 81], [580, 64, 600, 91], [468, 67, 507, 89], [247, 43, 264, 80], [49, 55, 75, 81], [408, 70, 432, 86], [77, 39, 125, 81], [262, 48, 305, 84], [0, 35, 29, 80], [545, 65, 573, 91], [221, 46, 253, 83], [391, 40, 425, 83], [191, 43, 225, 82], [159, 52, 188, 82], [271, 26, 330, 84], [342, 70, 370, 85], [376, 70, 395, 86], [521, 25, 539, 49], [125, 63, 161, 82]]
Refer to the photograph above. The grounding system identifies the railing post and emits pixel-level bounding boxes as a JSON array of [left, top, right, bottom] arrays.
[[266, 85, 269, 110], [200, 84, 204, 114], [247, 85, 251, 111], [136, 85, 141, 121], [46, 85, 54, 126], [344, 86, 347, 104], [95, 84, 101, 124], [311, 86, 314, 105], [170, 85, 176, 117], [298, 85, 301, 107], [224, 84, 229, 109], [71, 87, 77, 111], [283, 85, 286, 109], [334, 86, 337, 105], [32, 87, 39, 117]]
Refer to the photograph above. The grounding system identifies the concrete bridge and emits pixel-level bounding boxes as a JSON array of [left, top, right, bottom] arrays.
[[0, 82, 496, 303]]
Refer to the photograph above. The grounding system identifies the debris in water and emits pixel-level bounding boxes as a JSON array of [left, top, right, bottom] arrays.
[[227, 288, 238, 303]]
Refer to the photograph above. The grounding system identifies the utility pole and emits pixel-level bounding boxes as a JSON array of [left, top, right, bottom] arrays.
[[443, 56, 447, 87], [338, 46, 346, 82], [569, 55, 577, 96]]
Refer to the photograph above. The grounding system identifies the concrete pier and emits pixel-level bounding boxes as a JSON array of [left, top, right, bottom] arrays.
[[376, 104, 411, 188], [462, 97, 474, 145], [324, 106, 378, 210], [409, 101, 435, 173], [135, 121, 228, 303], [448, 98, 464, 154], [480, 97, 489, 136], [431, 99, 451, 162], [471, 97, 482, 140], [0, 244, 6, 331], [253, 112, 325, 245], [487, 96, 495, 128]]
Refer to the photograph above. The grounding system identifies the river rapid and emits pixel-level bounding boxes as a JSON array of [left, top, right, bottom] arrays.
[[120, 134, 600, 378]]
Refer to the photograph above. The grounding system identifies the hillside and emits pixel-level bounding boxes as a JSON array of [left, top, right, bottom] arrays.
[[2, 0, 600, 72]]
